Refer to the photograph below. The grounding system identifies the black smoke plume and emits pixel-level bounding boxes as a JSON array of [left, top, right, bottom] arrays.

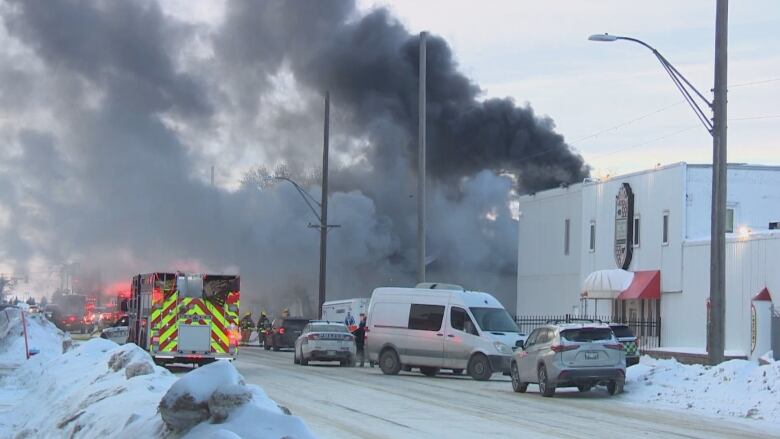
[[0, 0, 587, 314]]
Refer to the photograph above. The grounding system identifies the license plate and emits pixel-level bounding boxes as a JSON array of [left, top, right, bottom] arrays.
[[585, 352, 598, 360]]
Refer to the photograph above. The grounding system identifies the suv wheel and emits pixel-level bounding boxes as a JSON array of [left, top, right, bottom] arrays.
[[607, 380, 623, 396], [537, 366, 555, 397], [419, 367, 439, 377], [293, 348, 300, 364], [511, 362, 528, 393], [379, 349, 401, 375], [468, 354, 492, 381]]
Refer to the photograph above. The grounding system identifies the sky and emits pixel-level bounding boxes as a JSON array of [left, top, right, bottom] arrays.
[[357, 0, 780, 177], [1, 0, 777, 305]]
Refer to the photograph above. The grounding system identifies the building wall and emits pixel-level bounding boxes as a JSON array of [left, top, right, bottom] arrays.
[[686, 166, 780, 239], [581, 164, 686, 302], [663, 233, 780, 359], [517, 186, 582, 315]]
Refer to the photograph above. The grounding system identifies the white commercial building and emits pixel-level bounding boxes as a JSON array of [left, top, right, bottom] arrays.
[[517, 163, 780, 360]]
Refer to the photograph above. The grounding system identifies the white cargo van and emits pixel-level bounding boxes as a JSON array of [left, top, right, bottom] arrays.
[[365, 284, 526, 380], [321, 298, 369, 331]]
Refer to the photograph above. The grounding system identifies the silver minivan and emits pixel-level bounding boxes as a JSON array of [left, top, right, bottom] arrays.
[[365, 285, 526, 381]]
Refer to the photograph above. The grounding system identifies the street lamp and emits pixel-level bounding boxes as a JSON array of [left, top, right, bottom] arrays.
[[589, 0, 728, 366], [265, 176, 340, 315]]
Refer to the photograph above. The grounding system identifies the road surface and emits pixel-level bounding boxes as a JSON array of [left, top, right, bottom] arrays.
[[234, 347, 776, 439]]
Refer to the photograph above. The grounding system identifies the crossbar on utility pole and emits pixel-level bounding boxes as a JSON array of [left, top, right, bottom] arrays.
[[319, 92, 330, 316], [417, 31, 427, 284], [709, 0, 729, 366]]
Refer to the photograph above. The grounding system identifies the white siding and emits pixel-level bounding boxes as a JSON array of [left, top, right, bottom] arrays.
[[685, 166, 780, 239], [581, 164, 686, 295], [517, 186, 582, 315], [664, 233, 780, 358]]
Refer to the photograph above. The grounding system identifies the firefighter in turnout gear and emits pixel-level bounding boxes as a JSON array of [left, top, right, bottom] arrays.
[[256, 311, 270, 347], [239, 312, 254, 345]]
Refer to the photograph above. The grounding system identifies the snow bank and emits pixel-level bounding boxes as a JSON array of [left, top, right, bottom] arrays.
[[0, 336, 317, 438], [161, 360, 316, 438], [0, 308, 68, 368], [624, 356, 780, 429]]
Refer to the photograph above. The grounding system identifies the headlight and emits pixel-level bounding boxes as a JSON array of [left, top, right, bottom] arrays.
[[493, 341, 512, 355]]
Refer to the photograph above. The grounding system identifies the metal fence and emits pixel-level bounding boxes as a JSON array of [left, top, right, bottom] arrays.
[[514, 314, 661, 351]]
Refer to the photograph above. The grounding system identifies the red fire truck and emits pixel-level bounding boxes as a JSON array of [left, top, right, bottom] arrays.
[[126, 272, 241, 366]]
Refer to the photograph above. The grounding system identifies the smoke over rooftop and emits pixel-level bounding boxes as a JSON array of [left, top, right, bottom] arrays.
[[0, 0, 587, 313]]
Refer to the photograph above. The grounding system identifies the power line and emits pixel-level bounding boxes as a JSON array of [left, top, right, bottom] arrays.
[[570, 102, 684, 145], [729, 114, 780, 121], [730, 77, 780, 88]]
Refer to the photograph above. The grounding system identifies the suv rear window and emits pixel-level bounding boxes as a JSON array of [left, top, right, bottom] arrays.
[[610, 325, 635, 338], [560, 328, 613, 342], [283, 319, 308, 330]]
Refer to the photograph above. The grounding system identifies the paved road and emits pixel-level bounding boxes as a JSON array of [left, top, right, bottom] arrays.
[[234, 347, 776, 439]]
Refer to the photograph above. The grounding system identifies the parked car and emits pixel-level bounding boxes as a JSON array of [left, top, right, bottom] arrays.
[[609, 323, 640, 367], [293, 321, 356, 366], [365, 283, 527, 381], [510, 322, 626, 397], [264, 317, 309, 351], [99, 315, 130, 345]]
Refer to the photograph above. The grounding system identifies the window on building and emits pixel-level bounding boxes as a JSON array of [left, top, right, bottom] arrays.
[[662, 212, 669, 245], [633, 216, 641, 247], [589, 222, 596, 252], [408, 304, 444, 331], [564, 219, 570, 255], [726, 208, 734, 233]]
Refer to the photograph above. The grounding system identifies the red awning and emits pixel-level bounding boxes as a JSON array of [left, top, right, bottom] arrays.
[[752, 287, 772, 302], [616, 270, 660, 300]]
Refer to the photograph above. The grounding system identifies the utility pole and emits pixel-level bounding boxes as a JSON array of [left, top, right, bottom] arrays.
[[708, 0, 728, 365], [417, 31, 427, 284], [318, 92, 330, 314]]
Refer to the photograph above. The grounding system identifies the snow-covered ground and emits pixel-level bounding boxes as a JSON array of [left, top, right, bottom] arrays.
[[235, 347, 779, 439], [0, 309, 317, 438], [624, 356, 780, 427]]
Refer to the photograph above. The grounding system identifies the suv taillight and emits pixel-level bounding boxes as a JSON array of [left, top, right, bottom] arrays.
[[551, 344, 579, 353], [604, 343, 624, 350], [278, 327, 286, 335], [307, 333, 320, 340]]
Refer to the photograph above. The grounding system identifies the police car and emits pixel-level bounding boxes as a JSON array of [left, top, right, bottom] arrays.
[[100, 315, 130, 345]]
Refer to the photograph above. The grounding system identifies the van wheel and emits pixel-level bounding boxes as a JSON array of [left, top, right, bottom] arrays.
[[379, 349, 401, 375], [420, 367, 439, 377], [538, 366, 555, 397], [511, 362, 528, 393], [468, 354, 492, 381]]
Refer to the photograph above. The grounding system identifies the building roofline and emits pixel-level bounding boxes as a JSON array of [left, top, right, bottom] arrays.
[[520, 162, 780, 201]]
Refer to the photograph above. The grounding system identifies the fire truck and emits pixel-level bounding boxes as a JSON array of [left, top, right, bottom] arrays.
[[127, 272, 241, 366]]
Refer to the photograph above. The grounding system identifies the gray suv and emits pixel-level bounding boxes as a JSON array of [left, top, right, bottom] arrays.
[[510, 322, 626, 397]]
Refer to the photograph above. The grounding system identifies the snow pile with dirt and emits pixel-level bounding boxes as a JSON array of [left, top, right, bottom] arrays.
[[0, 308, 68, 368], [0, 336, 317, 438], [624, 356, 780, 429]]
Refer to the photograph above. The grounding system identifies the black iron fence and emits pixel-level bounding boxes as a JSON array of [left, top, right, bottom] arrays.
[[514, 314, 661, 351]]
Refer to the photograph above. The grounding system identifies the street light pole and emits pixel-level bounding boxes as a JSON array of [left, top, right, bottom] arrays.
[[319, 92, 330, 316], [589, 0, 729, 365], [417, 31, 427, 284], [710, 0, 729, 365]]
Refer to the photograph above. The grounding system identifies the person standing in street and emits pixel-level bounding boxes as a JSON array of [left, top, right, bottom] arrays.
[[352, 313, 367, 367]]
